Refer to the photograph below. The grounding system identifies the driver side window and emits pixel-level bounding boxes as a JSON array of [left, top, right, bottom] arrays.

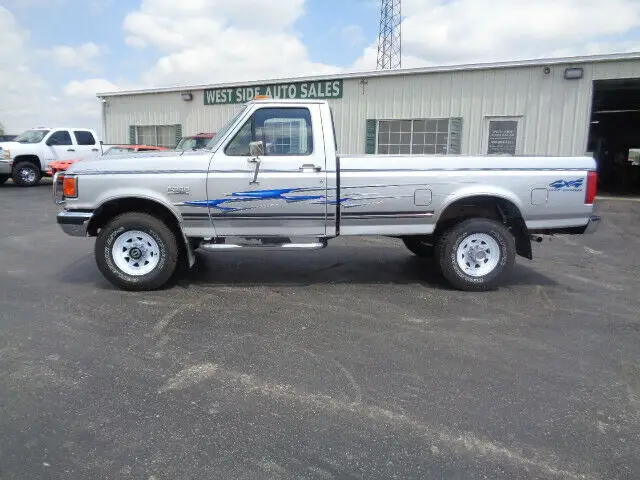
[[224, 107, 313, 157]]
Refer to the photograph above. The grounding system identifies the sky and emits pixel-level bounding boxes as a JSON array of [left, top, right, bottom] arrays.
[[2, 0, 640, 134]]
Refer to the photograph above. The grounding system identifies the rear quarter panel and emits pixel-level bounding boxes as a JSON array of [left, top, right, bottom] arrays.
[[337, 155, 596, 235]]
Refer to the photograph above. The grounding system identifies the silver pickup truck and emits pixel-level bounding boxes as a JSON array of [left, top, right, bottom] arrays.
[[54, 98, 600, 291]]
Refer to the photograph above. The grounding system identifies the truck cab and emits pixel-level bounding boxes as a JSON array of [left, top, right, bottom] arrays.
[[0, 128, 100, 186]]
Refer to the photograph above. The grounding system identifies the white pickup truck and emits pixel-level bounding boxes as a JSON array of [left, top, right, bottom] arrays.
[[54, 98, 600, 292], [0, 128, 100, 186]]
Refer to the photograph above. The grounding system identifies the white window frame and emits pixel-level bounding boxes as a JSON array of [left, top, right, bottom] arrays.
[[135, 125, 177, 148], [483, 116, 524, 156], [376, 118, 453, 155]]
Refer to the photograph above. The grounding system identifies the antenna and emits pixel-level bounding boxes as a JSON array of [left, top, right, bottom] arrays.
[[376, 0, 401, 70]]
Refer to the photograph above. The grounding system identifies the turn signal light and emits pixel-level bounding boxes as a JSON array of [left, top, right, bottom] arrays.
[[585, 170, 597, 205], [63, 175, 78, 198]]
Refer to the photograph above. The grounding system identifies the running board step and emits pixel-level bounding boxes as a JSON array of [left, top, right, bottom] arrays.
[[200, 241, 327, 251]]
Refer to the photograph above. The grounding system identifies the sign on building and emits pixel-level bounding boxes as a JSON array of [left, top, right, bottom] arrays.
[[487, 120, 518, 155], [204, 80, 343, 105]]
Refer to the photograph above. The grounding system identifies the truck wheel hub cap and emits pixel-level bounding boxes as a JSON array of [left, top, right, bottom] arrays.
[[20, 168, 36, 183], [112, 230, 160, 276], [456, 233, 500, 277]]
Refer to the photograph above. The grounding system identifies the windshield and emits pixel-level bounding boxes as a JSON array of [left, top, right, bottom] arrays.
[[205, 105, 248, 150], [15, 129, 50, 144]]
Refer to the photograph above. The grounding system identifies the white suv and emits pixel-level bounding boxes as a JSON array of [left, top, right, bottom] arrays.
[[0, 128, 101, 187]]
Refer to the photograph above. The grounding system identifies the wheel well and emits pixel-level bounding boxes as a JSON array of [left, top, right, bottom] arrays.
[[12, 155, 41, 171], [436, 195, 532, 260], [88, 197, 182, 239], [88, 197, 195, 271]]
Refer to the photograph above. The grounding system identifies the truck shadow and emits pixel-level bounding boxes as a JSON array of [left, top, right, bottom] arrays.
[[55, 245, 556, 291], [177, 247, 556, 290]]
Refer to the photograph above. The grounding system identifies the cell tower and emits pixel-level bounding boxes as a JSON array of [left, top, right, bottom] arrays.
[[376, 0, 401, 70]]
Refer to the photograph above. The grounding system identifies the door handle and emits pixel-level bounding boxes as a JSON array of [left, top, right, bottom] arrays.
[[299, 164, 322, 172], [91, 148, 99, 152], [67, 148, 75, 152]]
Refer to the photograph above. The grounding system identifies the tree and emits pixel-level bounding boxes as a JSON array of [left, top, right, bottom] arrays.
[[0, 121, 4, 136]]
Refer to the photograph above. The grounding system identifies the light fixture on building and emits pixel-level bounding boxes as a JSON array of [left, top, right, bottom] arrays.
[[543, 66, 551, 75], [181, 92, 193, 101], [564, 67, 584, 80]]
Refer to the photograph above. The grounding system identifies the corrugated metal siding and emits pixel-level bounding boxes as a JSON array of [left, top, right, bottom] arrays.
[[104, 59, 640, 155]]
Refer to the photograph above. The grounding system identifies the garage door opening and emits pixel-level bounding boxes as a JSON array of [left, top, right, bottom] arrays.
[[588, 79, 640, 194]]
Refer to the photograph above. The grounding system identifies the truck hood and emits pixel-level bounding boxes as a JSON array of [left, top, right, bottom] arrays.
[[0, 141, 23, 150], [67, 150, 210, 175]]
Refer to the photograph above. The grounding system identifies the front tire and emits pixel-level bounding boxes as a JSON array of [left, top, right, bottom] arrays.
[[95, 213, 179, 291], [12, 162, 41, 187], [436, 218, 515, 291]]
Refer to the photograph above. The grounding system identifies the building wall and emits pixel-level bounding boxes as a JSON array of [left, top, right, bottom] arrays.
[[103, 58, 640, 156]]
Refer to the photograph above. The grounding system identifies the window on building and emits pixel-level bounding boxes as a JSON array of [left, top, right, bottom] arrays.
[[133, 125, 180, 148], [74, 130, 96, 145], [377, 119, 453, 155]]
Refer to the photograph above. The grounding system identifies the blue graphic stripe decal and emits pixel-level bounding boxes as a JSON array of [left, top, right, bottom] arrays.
[[185, 186, 332, 212], [182, 186, 413, 212]]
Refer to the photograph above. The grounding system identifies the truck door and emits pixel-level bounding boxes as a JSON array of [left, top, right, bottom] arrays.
[[72, 130, 101, 161], [207, 105, 327, 237], [45, 130, 79, 167]]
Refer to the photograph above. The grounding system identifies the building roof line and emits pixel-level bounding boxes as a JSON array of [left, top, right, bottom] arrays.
[[97, 51, 640, 98]]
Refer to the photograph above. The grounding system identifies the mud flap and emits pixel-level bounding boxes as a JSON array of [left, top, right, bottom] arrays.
[[514, 218, 532, 260]]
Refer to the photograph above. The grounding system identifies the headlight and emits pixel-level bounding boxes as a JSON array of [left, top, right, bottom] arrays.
[[1, 149, 9, 160]]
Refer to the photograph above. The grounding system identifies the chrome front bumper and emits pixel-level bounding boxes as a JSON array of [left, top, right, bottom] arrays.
[[584, 215, 601, 234], [57, 210, 93, 237]]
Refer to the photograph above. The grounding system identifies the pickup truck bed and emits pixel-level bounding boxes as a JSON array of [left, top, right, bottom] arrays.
[[54, 98, 599, 292]]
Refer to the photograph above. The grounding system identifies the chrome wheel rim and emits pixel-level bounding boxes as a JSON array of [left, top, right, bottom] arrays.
[[112, 230, 160, 276], [20, 167, 36, 184], [456, 233, 500, 277]]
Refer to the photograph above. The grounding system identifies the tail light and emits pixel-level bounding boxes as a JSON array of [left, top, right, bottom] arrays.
[[585, 170, 598, 205]]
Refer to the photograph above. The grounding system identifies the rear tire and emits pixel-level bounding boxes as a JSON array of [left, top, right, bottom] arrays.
[[0, 175, 8, 185], [402, 236, 434, 258], [95, 212, 179, 291], [436, 218, 515, 291], [12, 162, 41, 187]]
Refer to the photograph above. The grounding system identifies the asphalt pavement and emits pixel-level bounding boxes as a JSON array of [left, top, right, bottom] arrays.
[[1, 181, 639, 479]]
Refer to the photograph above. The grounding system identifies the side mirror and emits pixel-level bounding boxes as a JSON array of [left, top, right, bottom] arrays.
[[46, 138, 58, 146], [249, 140, 264, 157]]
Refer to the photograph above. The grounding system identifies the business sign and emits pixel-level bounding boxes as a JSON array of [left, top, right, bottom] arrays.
[[204, 80, 343, 105], [487, 120, 518, 155]]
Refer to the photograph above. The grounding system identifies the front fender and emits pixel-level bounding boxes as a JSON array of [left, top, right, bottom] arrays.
[[93, 187, 183, 221], [89, 188, 196, 268]]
